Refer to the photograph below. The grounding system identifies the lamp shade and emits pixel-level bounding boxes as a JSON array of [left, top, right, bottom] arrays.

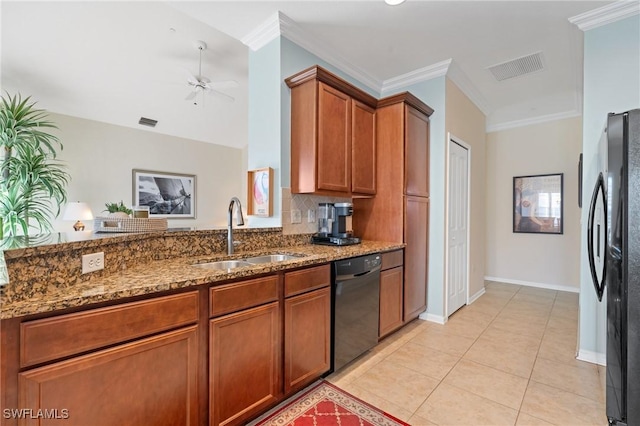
[[63, 202, 94, 221]]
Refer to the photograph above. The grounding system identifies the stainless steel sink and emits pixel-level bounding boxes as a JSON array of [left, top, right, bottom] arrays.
[[192, 260, 252, 271], [244, 254, 300, 264]]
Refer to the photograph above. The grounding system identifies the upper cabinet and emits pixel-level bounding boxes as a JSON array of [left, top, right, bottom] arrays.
[[286, 66, 378, 196], [377, 93, 432, 198]]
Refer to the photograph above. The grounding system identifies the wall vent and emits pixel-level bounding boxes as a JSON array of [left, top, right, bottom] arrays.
[[138, 117, 158, 127], [487, 52, 545, 81]]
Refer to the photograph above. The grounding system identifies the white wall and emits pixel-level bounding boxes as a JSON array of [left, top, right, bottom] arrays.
[[51, 113, 245, 231], [485, 116, 582, 291]]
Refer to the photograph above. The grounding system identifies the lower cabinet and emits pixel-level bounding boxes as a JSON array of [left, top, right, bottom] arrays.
[[379, 267, 404, 338], [209, 302, 281, 426], [404, 196, 429, 322], [379, 249, 405, 339], [284, 286, 331, 394], [19, 326, 199, 426]]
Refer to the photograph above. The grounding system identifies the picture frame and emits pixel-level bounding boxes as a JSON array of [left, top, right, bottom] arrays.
[[513, 173, 563, 234], [132, 169, 196, 218], [247, 167, 273, 217]]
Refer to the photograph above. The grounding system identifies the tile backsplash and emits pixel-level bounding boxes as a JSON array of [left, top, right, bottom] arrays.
[[281, 188, 351, 235]]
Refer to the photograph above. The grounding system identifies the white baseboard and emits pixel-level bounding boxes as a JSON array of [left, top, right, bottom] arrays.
[[577, 349, 606, 366], [468, 288, 486, 304], [420, 312, 446, 324], [484, 276, 580, 293]]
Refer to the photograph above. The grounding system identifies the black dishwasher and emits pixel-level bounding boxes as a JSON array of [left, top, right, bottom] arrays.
[[332, 253, 381, 372]]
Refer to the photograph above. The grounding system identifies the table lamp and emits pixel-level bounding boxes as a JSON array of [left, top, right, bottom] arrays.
[[63, 202, 93, 231]]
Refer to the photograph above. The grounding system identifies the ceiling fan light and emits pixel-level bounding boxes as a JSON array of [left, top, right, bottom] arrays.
[[385, 0, 405, 5]]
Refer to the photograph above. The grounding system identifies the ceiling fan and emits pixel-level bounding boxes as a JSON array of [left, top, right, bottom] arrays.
[[184, 40, 237, 105]]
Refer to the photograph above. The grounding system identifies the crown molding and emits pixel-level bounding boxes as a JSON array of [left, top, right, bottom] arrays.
[[278, 13, 381, 92], [569, 1, 640, 31], [447, 61, 492, 115], [486, 109, 582, 133], [381, 59, 492, 117], [380, 59, 452, 94], [241, 11, 281, 51], [242, 11, 381, 92], [243, 12, 500, 125]]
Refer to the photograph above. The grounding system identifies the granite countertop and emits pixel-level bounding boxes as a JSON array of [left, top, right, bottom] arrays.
[[1, 240, 403, 320]]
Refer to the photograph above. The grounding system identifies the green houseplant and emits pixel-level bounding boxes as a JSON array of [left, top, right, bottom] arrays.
[[104, 201, 132, 217], [0, 93, 70, 237]]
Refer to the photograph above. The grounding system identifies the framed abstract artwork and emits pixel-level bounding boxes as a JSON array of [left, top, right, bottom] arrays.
[[513, 173, 563, 234], [247, 167, 273, 217]]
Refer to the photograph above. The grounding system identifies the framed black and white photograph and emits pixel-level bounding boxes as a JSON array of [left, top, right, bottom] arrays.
[[132, 169, 196, 218], [513, 173, 563, 234]]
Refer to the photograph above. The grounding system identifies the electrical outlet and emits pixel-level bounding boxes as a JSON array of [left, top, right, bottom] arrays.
[[307, 209, 316, 223], [291, 209, 302, 224], [82, 252, 104, 274]]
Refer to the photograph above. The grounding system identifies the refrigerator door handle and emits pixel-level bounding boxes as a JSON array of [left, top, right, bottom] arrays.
[[587, 172, 607, 301]]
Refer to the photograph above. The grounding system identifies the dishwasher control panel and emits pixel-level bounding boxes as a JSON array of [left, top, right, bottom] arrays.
[[334, 254, 381, 277]]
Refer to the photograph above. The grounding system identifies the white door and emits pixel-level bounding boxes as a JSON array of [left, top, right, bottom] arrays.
[[447, 139, 469, 317]]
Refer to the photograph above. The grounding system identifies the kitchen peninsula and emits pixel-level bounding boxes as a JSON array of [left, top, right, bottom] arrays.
[[0, 228, 403, 426]]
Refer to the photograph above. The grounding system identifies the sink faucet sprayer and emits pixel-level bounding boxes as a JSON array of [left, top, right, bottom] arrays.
[[227, 197, 245, 255]]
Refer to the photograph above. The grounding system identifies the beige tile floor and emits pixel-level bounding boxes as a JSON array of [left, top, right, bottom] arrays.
[[327, 281, 607, 426]]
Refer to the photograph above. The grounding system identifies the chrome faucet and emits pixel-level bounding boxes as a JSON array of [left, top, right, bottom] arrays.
[[227, 197, 245, 255]]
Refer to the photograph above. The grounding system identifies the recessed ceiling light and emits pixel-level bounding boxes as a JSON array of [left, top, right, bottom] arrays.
[[385, 0, 406, 5]]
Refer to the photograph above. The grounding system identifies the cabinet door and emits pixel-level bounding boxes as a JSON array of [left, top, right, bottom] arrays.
[[210, 302, 280, 426], [404, 196, 429, 321], [404, 105, 430, 197], [19, 326, 199, 426], [351, 100, 376, 195], [379, 266, 404, 338], [317, 82, 351, 193], [284, 287, 331, 394]]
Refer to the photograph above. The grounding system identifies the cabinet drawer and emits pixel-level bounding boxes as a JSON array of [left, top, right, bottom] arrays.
[[210, 275, 279, 317], [381, 249, 404, 270], [20, 291, 199, 368], [284, 264, 330, 298]]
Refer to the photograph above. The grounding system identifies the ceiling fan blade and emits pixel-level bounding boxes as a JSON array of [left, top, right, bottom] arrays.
[[207, 80, 239, 90], [208, 89, 235, 103], [181, 68, 200, 86], [185, 91, 198, 101]]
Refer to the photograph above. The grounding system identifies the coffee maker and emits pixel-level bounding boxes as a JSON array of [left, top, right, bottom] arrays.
[[311, 202, 361, 246]]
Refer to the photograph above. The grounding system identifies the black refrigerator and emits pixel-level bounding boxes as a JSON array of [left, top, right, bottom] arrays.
[[588, 109, 640, 426]]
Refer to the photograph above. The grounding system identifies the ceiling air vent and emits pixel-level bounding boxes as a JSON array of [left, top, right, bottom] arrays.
[[138, 117, 158, 127], [487, 52, 545, 81]]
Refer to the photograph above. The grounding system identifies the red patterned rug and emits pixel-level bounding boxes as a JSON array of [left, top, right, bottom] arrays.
[[255, 381, 410, 426]]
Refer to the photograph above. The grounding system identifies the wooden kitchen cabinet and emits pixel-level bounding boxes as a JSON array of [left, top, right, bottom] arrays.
[[379, 250, 404, 338], [351, 100, 377, 194], [286, 65, 377, 196], [283, 265, 331, 395], [209, 275, 281, 426], [19, 326, 199, 426], [210, 302, 281, 426], [354, 92, 433, 326], [404, 105, 431, 197], [317, 82, 351, 193], [12, 292, 201, 426], [284, 287, 331, 394], [404, 196, 429, 321]]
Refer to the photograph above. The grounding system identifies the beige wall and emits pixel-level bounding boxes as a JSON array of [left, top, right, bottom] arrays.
[[485, 116, 582, 290], [445, 78, 487, 304], [50, 113, 245, 232]]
